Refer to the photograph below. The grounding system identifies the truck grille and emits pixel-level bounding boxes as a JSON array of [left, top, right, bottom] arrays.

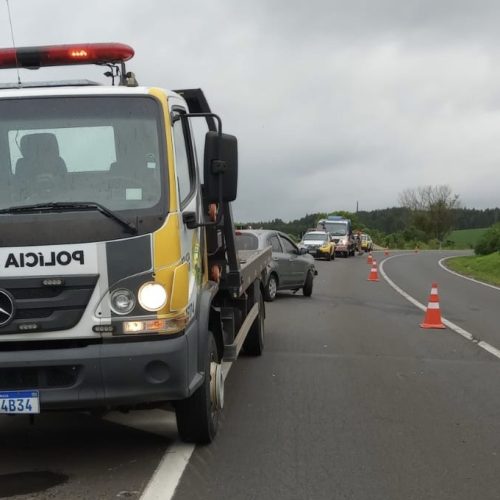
[[0, 365, 80, 390], [0, 275, 98, 335]]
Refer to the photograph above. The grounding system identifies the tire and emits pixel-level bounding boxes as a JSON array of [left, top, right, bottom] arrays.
[[303, 270, 314, 297], [326, 251, 331, 261], [244, 288, 265, 356], [264, 274, 278, 302], [175, 332, 222, 444], [331, 251, 335, 260]]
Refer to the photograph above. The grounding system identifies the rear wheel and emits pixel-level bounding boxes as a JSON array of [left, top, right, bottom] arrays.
[[175, 333, 222, 444], [326, 251, 331, 261], [264, 274, 278, 302], [303, 270, 314, 297], [244, 288, 265, 356]]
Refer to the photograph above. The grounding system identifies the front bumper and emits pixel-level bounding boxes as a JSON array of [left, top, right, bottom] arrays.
[[306, 247, 330, 258], [0, 320, 201, 411]]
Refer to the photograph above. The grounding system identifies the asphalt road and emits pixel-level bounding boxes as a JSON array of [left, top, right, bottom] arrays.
[[173, 250, 500, 500], [2, 250, 500, 499]]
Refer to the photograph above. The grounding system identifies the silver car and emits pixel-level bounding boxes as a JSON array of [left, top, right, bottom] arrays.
[[235, 229, 317, 301]]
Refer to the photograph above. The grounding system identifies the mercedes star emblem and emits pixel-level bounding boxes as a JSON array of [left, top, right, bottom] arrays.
[[0, 289, 15, 327]]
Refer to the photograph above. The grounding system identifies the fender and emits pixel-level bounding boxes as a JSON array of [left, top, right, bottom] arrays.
[[196, 280, 220, 373]]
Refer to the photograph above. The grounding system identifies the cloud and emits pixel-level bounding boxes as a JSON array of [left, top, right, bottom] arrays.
[[1, 0, 499, 221]]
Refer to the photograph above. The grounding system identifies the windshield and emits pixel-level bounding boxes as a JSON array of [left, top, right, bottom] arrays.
[[321, 221, 347, 236], [0, 96, 165, 212], [303, 233, 327, 242]]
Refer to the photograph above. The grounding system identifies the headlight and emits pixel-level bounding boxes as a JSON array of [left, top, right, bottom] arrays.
[[138, 282, 168, 311], [110, 288, 136, 315]]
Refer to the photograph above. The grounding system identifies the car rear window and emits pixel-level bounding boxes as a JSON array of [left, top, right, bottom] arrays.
[[235, 233, 259, 250]]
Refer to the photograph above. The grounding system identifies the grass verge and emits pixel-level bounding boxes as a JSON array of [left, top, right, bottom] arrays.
[[445, 252, 500, 286], [447, 228, 488, 248]]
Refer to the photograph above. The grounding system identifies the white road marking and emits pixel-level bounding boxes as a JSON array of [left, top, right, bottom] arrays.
[[103, 410, 194, 500], [140, 441, 195, 500], [379, 254, 500, 359], [438, 257, 500, 291]]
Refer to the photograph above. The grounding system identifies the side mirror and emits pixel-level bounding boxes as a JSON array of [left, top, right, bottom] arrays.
[[299, 247, 308, 255], [203, 131, 238, 202]]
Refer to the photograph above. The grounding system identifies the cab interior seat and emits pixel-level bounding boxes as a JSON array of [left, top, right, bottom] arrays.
[[15, 133, 67, 181]]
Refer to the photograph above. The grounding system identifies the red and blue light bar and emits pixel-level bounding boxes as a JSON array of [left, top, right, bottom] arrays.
[[0, 43, 134, 70]]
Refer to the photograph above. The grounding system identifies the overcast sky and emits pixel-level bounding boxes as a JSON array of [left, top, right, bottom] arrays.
[[1, 0, 499, 221]]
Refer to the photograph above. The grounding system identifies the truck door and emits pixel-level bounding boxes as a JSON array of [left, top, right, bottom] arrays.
[[171, 105, 202, 308]]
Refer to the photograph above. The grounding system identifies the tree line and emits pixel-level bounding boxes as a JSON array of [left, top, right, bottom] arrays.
[[358, 207, 500, 234], [238, 185, 499, 252]]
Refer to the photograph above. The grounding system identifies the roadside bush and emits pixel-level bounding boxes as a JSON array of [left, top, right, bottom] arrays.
[[426, 239, 441, 249], [475, 223, 500, 255]]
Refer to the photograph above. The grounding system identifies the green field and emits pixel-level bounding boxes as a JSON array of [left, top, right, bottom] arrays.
[[446, 252, 500, 286], [447, 228, 488, 248]]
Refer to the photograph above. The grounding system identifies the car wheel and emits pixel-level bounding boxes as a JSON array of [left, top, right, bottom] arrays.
[[303, 270, 314, 297], [264, 274, 278, 302], [326, 251, 331, 261]]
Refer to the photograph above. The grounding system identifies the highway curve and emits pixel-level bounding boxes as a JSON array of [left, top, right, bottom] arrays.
[[2, 250, 500, 500], [172, 250, 500, 500]]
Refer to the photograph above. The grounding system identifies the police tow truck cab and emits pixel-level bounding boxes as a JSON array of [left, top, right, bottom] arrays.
[[317, 215, 355, 258], [0, 43, 270, 443]]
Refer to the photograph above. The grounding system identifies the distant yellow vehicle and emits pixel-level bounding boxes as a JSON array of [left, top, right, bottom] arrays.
[[300, 231, 335, 260], [360, 233, 373, 252]]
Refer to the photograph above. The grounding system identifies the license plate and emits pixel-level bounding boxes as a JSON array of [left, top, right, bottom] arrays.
[[0, 390, 40, 414]]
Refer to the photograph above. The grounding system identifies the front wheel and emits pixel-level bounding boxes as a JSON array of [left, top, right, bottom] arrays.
[[175, 333, 222, 444], [303, 270, 314, 297]]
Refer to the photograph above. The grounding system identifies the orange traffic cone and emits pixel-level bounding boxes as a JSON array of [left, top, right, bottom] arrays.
[[420, 283, 446, 329], [367, 260, 379, 281], [367, 253, 373, 265]]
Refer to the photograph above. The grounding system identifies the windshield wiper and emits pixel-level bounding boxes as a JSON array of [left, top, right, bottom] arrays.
[[0, 202, 138, 234]]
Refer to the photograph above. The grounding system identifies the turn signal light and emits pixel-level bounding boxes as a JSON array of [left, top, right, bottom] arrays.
[[123, 317, 188, 335]]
